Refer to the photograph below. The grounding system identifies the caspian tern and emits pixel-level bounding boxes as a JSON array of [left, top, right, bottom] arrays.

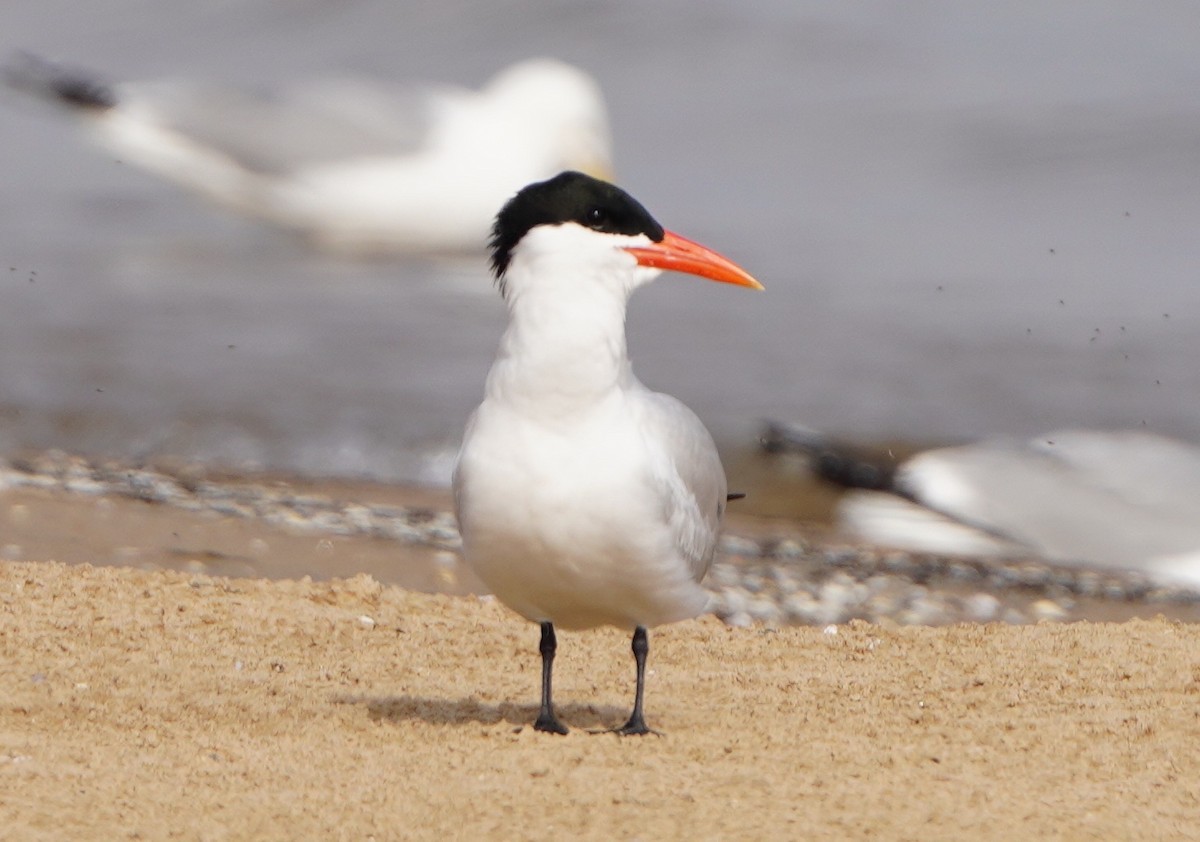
[[4, 54, 612, 255], [454, 171, 762, 735]]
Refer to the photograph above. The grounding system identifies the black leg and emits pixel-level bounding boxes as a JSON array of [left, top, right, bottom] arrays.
[[616, 625, 655, 736], [533, 621, 568, 734]]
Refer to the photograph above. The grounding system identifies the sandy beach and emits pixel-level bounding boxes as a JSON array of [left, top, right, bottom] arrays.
[[3, 502, 1200, 838]]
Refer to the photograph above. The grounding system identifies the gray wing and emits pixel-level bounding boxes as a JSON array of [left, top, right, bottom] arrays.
[[898, 430, 1200, 570], [133, 77, 436, 173], [129, 77, 436, 172], [5, 53, 437, 174], [636, 390, 728, 582]]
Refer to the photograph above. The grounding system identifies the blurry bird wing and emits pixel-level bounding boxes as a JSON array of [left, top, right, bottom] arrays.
[[126, 77, 440, 173]]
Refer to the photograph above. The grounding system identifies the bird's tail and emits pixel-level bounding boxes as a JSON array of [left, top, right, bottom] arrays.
[[3, 51, 117, 111]]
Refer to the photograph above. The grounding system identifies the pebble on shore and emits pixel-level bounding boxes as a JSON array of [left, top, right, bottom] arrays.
[[3, 450, 1199, 627]]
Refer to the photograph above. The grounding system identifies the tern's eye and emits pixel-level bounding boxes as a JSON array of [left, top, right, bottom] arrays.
[[585, 206, 608, 228]]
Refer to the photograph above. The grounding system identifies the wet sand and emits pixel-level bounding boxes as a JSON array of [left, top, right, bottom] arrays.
[[4, 533, 1200, 838]]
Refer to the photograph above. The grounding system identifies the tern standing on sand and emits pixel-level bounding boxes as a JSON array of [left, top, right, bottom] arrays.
[[453, 172, 761, 734]]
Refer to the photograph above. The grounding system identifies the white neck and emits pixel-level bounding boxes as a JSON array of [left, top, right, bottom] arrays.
[[483, 225, 656, 421], [486, 274, 633, 421]]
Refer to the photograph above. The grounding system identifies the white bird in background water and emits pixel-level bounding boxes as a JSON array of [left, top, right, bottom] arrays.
[[454, 172, 762, 735], [763, 422, 1200, 587], [4, 54, 613, 255]]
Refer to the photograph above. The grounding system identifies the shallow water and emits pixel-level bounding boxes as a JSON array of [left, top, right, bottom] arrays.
[[3, 0, 1200, 484]]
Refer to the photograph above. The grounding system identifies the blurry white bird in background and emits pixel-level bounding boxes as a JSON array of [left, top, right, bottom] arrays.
[[4, 54, 613, 255], [763, 422, 1200, 587]]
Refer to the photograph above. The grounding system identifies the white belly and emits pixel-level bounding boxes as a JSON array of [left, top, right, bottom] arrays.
[[454, 400, 712, 630]]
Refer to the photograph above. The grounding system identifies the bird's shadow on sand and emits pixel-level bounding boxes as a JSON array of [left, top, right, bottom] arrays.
[[332, 693, 629, 732]]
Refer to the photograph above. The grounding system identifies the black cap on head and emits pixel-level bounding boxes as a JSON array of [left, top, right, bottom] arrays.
[[489, 171, 665, 280]]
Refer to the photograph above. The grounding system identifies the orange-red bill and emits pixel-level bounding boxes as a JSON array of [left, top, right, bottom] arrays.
[[625, 230, 763, 290]]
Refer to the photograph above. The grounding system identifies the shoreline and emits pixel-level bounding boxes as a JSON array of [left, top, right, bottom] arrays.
[[3, 451, 1199, 627]]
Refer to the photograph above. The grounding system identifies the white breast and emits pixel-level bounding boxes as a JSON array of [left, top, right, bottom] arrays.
[[454, 386, 715, 630]]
